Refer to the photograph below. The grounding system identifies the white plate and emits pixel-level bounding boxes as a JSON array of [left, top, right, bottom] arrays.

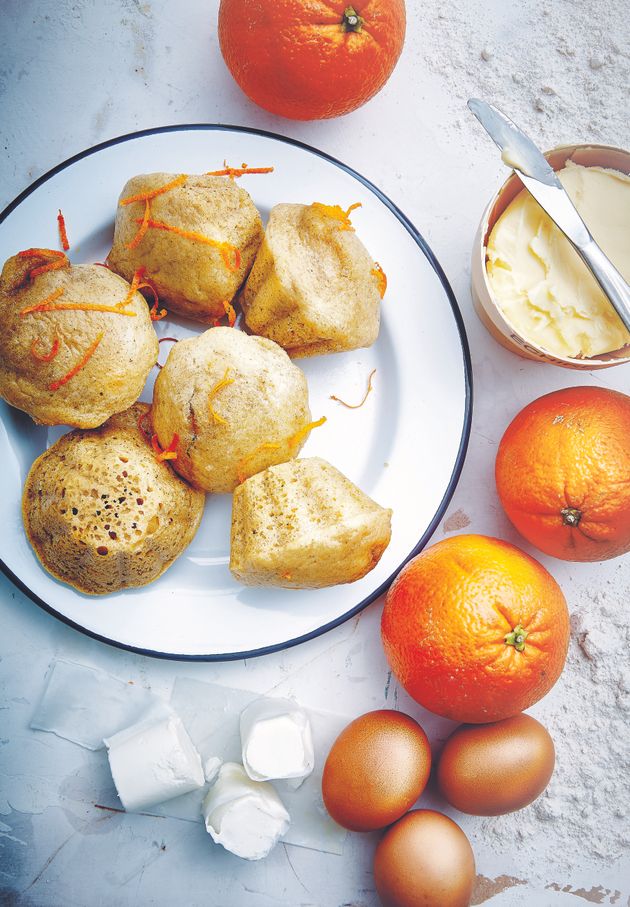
[[0, 125, 472, 660]]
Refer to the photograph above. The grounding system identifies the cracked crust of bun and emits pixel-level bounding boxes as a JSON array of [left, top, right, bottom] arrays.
[[22, 403, 205, 595], [230, 457, 392, 588], [241, 203, 381, 358], [107, 173, 264, 323], [151, 326, 311, 493], [0, 255, 158, 428]]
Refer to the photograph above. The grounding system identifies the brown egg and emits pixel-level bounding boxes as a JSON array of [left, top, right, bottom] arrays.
[[322, 710, 431, 832], [374, 809, 476, 907], [437, 713, 555, 816]]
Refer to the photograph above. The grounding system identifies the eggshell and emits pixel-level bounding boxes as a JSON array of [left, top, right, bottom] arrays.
[[437, 713, 555, 816], [374, 809, 476, 907], [321, 710, 431, 832]]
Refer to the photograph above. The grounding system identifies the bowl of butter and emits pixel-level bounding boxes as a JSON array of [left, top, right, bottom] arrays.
[[471, 144, 630, 368]]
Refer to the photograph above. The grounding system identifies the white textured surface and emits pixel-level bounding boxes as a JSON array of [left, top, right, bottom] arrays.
[[1, 1, 629, 905]]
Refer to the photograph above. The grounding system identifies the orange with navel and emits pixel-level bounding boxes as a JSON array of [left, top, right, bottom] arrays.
[[496, 386, 630, 562], [381, 535, 569, 723], [218, 0, 406, 120]]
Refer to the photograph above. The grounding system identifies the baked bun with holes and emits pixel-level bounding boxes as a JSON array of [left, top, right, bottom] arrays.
[[241, 203, 384, 357], [22, 403, 205, 595], [151, 326, 312, 493], [0, 251, 158, 428], [107, 173, 264, 323], [230, 457, 392, 588]]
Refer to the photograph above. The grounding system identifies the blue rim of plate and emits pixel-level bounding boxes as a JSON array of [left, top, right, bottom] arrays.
[[0, 123, 473, 662]]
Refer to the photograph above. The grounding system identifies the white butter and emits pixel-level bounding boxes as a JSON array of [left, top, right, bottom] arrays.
[[240, 697, 315, 783], [105, 713, 205, 812], [487, 162, 630, 358], [201, 762, 290, 860]]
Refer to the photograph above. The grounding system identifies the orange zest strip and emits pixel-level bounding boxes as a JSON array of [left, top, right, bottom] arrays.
[[213, 298, 237, 328], [31, 335, 61, 362], [151, 433, 179, 462], [371, 262, 387, 298], [156, 336, 178, 370], [49, 332, 103, 391], [30, 257, 70, 278], [117, 268, 143, 309], [206, 161, 274, 179], [149, 299, 167, 321], [310, 202, 362, 231], [286, 416, 326, 449], [18, 248, 66, 259], [136, 218, 241, 273], [57, 209, 70, 251], [19, 287, 64, 316], [138, 409, 153, 440], [235, 417, 326, 484], [120, 174, 188, 206], [21, 298, 137, 318], [127, 199, 151, 250], [331, 369, 376, 409], [208, 367, 235, 424]]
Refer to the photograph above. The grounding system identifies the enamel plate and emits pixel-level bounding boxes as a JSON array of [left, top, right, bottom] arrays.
[[0, 126, 472, 660]]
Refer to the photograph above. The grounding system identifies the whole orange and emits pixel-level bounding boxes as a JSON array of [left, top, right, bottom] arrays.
[[218, 0, 406, 120], [496, 386, 630, 562], [381, 535, 569, 723]]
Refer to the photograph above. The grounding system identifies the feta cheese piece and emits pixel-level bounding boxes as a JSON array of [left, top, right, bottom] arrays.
[[105, 713, 205, 812], [240, 697, 315, 783], [201, 762, 290, 860]]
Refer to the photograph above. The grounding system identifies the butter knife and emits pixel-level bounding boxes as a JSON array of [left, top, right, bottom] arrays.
[[468, 98, 630, 336]]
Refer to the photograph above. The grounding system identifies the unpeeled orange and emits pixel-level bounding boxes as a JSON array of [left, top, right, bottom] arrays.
[[218, 0, 406, 120], [381, 535, 569, 723], [496, 386, 630, 562]]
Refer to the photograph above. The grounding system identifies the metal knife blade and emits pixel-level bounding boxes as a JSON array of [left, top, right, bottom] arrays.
[[467, 98, 591, 246]]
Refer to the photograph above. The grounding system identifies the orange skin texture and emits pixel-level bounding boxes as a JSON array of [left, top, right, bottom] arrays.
[[218, 0, 406, 120], [381, 535, 570, 723], [496, 386, 630, 562], [321, 710, 431, 831]]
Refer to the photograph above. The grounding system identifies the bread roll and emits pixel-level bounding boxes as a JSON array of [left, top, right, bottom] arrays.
[[151, 327, 312, 493], [230, 457, 392, 588], [0, 253, 158, 428], [22, 403, 205, 595], [108, 173, 263, 323], [241, 203, 382, 357]]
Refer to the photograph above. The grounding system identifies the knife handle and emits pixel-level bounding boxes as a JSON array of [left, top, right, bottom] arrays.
[[577, 238, 630, 336]]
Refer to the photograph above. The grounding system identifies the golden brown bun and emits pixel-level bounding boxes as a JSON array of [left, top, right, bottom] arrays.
[[151, 327, 311, 493], [230, 457, 392, 588], [22, 403, 205, 595], [241, 204, 381, 357], [0, 254, 158, 428], [107, 173, 264, 322]]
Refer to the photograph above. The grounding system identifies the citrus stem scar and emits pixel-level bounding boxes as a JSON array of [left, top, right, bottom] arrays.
[[342, 5, 364, 31], [562, 507, 582, 527], [505, 624, 529, 652]]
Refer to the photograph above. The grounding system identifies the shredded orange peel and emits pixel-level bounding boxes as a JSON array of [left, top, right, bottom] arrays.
[[17, 248, 70, 280], [331, 369, 376, 409], [371, 262, 387, 298], [236, 416, 326, 484], [310, 202, 362, 231], [208, 367, 235, 425], [133, 218, 241, 272], [152, 433, 179, 462], [206, 161, 274, 179], [20, 287, 137, 319], [49, 332, 104, 391], [213, 299, 237, 328], [120, 175, 188, 206], [31, 335, 61, 362], [57, 210, 70, 251]]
